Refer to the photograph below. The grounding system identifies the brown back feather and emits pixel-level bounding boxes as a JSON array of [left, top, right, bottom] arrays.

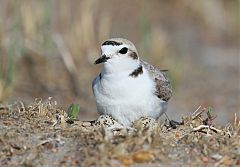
[[141, 60, 172, 101]]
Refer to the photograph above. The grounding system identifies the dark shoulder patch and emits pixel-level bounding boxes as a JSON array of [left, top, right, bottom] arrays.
[[102, 41, 122, 46], [129, 51, 138, 60], [99, 73, 102, 80], [129, 66, 143, 77]]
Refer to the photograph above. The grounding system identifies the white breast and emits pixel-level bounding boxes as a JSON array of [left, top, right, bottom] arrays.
[[92, 67, 165, 126]]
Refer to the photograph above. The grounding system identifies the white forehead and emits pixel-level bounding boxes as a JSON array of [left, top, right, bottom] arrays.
[[101, 44, 128, 54], [101, 38, 138, 55]]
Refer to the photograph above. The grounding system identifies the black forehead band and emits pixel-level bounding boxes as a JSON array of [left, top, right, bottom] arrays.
[[102, 41, 122, 46]]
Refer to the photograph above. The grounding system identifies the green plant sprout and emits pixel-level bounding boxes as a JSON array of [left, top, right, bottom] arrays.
[[67, 104, 80, 119]]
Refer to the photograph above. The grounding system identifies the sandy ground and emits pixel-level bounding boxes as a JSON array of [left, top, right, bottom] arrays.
[[0, 1, 238, 126], [0, 98, 239, 167]]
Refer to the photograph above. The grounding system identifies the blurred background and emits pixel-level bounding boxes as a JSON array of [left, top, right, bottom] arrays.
[[0, 0, 239, 124]]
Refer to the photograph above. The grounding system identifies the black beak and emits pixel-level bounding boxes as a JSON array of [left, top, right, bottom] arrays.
[[94, 55, 110, 64]]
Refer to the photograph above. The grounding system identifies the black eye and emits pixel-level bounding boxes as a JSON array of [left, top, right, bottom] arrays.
[[119, 47, 128, 54]]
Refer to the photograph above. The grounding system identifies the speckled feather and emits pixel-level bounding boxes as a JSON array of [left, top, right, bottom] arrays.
[[140, 60, 172, 101]]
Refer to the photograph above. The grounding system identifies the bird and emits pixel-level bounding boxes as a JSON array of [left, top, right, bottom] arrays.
[[92, 38, 172, 127]]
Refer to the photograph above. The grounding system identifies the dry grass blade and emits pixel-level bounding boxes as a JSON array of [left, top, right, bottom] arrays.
[[234, 113, 240, 127], [52, 34, 77, 75], [0, 99, 239, 166], [52, 33, 83, 97], [191, 106, 205, 120]]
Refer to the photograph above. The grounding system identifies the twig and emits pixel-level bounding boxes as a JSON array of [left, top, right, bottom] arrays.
[[37, 136, 64, 146], [18, 101, 26, 112], [191, 105, 201, 116], [234, 112, 240, 127], [224, 123, 234, 137], [192, 125, 222, 133], [37, 138, 55, 146], [234, 113, 237, 126], [192, 106, 206, 120]]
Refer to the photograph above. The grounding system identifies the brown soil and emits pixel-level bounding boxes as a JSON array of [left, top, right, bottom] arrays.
[[0, 98, 239, 167]]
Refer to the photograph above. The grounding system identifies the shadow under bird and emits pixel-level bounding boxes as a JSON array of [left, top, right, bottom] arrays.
[[92, 38, 172, 127]]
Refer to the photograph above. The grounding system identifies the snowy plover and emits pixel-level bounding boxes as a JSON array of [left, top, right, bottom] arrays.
[[92, 38, 172, 127]]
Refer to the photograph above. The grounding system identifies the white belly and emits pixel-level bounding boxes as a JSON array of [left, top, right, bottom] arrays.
[[93, 70, 165, 126]]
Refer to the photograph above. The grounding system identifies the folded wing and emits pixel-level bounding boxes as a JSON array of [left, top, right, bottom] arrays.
[[141, 60, 172, 101]]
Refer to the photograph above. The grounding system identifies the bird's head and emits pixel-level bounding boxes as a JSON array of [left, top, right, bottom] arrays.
[[95, 38, 140, 74]]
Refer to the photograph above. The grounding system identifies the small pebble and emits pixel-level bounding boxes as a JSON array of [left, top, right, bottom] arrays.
[[210, 153, 223, 160], [82, 122, 91, 127]]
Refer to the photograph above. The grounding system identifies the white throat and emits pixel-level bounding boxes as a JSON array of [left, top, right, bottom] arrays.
[[101, 58, 140, 75], [100, 43, 140, 75]]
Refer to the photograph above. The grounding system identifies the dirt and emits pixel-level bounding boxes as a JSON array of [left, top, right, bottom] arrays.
[[0, 98, 239, 167]]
